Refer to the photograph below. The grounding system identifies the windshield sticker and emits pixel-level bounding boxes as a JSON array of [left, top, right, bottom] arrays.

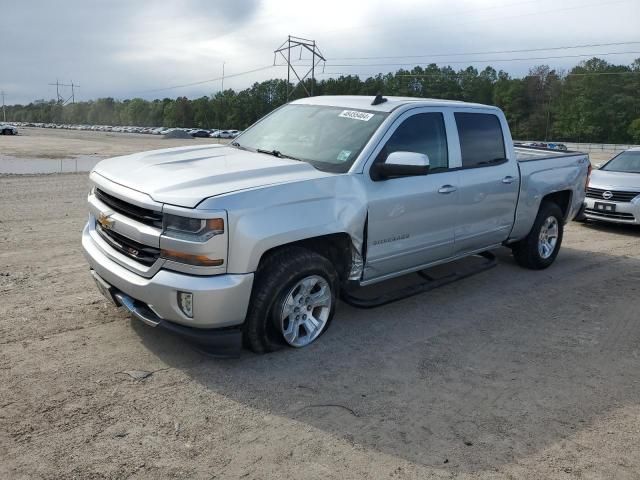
[[337, 150, 352, 162], [339, 110, 374, 121]]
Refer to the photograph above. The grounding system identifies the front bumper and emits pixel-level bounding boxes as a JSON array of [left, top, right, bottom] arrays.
[[104, 283, 243, 356], [584, 197, 640, 224], [82, 221, 254, 341]]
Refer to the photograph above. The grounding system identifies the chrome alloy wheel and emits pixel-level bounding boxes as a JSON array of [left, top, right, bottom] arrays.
[[280, 275, 332, 347], [538, 216, 559, 259]]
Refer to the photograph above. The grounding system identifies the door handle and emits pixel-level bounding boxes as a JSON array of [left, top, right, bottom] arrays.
[[438, 185, 457, 194], [502, 176, 515, 184]]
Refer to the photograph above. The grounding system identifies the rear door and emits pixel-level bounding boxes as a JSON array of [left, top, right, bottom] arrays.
[[363, 108, 460, 281], [451, 111, 519, 254]]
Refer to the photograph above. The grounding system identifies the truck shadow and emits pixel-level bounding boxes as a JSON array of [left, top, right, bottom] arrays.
[[133, 244, 640, 473]]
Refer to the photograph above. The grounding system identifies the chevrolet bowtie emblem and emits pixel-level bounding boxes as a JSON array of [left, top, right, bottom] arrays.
[[97, 212, 115, 230]]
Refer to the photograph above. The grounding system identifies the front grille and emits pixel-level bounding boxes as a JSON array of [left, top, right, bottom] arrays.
[[584, 208, 635, 221], [96, 224, 161, 266], [95, 189, 163, 228], [586, 187, 640, 203]]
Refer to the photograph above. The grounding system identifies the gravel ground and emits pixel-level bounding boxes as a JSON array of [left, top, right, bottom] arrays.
[[1, 172, 639, 480]]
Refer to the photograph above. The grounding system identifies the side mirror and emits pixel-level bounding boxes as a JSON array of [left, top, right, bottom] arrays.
[[373, 151, 430, 180]]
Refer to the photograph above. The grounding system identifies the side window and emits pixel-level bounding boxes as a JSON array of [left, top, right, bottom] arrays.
[[380, 113, 448, 171], [454, 112, 506, 168]]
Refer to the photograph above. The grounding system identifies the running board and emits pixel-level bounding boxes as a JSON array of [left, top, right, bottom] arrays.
[[341, 251, 497, 309]]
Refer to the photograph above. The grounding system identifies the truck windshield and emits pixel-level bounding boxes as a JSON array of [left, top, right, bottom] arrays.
[[601, 150, 640, 173], [233, 104, 388, 173]]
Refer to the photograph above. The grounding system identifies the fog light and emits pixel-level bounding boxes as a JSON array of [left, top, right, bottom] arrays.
[[178, 292, 193, 318]]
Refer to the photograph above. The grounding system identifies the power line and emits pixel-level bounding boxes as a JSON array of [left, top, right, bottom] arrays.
[[328, 41, 640, 61], [135, 65, 277, 94], [132, 49, 639, 98], [316, 50, 640, 69], [319, 71, 640, 78]]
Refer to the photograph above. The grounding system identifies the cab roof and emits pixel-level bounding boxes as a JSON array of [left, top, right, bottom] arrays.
[[292, 95, 499, 113]]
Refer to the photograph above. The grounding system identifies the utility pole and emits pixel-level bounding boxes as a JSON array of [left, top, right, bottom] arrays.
[[1, 91, 6, 122], [274, 35, 326, 100], [70, 80, 78, 104], [48, 79, 62, 103], [221, 61, 225, 92]]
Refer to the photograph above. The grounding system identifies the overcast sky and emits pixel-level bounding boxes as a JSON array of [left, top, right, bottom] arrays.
[[2, 0, 639, 104]]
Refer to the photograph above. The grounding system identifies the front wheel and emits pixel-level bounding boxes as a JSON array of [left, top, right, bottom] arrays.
[[243, 246, 338, 353], [512, 202, 564, 270]]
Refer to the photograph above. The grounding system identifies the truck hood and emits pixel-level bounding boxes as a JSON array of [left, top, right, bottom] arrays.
[[590, 169, 640, 191], [92, 144, 331, 208]]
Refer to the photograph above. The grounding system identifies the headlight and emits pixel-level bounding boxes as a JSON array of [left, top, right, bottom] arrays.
[[162, 214, 224, 242]]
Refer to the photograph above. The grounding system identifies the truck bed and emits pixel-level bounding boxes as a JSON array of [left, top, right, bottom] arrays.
[[509, 146, 589, 241], [514, 145, 584, 162]]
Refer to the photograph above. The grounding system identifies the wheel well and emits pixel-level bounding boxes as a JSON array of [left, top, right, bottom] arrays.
[[542, 190, 572, 220], [258, 233, 353, 282]]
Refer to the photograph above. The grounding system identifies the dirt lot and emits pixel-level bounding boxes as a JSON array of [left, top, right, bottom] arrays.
[[1, 127, 223, 159], [1, 170, 640, 479]]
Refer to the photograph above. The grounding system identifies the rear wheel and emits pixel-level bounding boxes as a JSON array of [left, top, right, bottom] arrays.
[[512, 202, 564, 270], [243, 246, 338, 353]]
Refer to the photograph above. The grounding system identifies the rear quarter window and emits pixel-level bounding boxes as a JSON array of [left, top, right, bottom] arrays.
[[455, 112, 506, 168]]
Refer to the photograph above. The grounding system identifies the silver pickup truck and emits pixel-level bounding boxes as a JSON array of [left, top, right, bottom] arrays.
[[82, 95, 590, 355]]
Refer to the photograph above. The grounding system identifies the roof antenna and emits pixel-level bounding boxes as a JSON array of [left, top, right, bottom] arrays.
[[371, 93, 387, 106]]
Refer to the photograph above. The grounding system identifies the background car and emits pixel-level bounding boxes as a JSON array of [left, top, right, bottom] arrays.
[[582, 147, 640, 225], [0, 124, 18, 135], [216, 130, 239, 139], [190, 129, 211, 138]]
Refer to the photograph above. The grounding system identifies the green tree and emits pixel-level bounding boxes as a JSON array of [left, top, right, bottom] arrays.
[[628, 119, 640, 143], [5, 57, 640, 144]]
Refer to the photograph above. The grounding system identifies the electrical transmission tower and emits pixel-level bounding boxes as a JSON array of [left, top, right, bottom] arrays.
[[48, 79, 80, 105], [274, 36, 325, 100]]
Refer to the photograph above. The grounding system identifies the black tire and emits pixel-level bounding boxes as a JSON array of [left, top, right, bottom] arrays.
[[243, 246, 339, 354], [512, 201, 564, 270], [1, 129, 9, 135]]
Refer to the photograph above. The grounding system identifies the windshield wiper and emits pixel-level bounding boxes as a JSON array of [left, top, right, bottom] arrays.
[[256, 148, 303, 162], [231, 141, 250, 151]]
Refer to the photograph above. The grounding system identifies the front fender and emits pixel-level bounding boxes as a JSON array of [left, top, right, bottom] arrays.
[[200, 175, 368, 273]]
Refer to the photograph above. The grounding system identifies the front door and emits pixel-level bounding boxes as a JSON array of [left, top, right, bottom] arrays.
[[363, 110, 460, 282]]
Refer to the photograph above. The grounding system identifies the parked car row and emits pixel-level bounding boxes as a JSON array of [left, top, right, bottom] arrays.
[[519, 141, 568, 151], [12, 122, 242, 138]]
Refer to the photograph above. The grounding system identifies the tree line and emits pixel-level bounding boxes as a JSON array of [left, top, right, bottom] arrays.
[[6, 57, 640, 143]]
